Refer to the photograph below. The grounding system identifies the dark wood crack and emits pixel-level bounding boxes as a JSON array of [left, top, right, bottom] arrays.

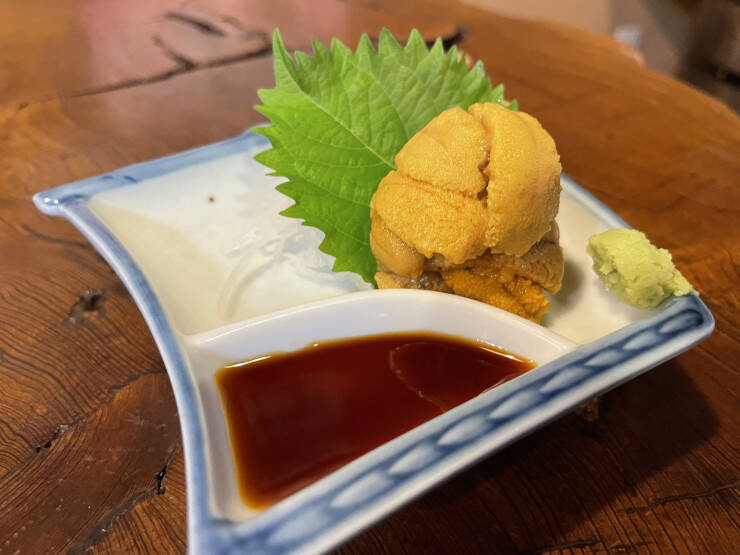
[[34, 423, 71, 453], [165, 11, 226, 36], [152, 36, 196, 70], [0, 370, 167, 483], [365, 26, 469, 51], [474, 490, 520, 552], [620, 479, 740, 514], [18, 23, 461, 108], [431, 26, 469, 50], [154, 463, 168, 495], [66, 446, 180, 555], [21, 224, 91, 250], [65, 290, 106, 329], [61, 42, 272, 100]]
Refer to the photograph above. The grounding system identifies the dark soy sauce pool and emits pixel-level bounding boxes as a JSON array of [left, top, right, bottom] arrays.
[[215, 332, 535, 508]]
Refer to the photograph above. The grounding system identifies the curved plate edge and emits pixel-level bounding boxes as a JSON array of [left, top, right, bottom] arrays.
[[31, 131, 715, 555]]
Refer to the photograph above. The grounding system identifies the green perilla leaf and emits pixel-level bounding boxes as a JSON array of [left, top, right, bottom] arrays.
[[254, 28, 513, 285]]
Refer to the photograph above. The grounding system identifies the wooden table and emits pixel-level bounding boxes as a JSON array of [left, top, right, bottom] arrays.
[[1, 1, 738, 552]]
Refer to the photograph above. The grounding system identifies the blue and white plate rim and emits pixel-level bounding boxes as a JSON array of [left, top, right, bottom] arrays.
[[33, 130, 714, 555]]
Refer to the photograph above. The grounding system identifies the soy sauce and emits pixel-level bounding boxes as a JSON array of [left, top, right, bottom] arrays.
[[215, 332, 534, 508]]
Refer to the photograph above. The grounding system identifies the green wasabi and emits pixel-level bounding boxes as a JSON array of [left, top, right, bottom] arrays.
[[587, 228, 694, 309]]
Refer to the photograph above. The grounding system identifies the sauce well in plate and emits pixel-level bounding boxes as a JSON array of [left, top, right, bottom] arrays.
[[215, 332, 534, 508]]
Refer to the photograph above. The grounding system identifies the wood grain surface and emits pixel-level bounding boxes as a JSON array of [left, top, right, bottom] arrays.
[[1, 0, 738, 553]]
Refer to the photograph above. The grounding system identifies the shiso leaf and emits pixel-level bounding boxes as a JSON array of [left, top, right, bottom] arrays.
[[254, 28, 514, 285]]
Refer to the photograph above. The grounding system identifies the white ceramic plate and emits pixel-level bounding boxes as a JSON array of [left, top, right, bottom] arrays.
[[34, 131, 713, 554]]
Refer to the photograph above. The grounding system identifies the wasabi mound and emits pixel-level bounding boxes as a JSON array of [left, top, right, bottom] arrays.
[[587, 228, 694, 309]]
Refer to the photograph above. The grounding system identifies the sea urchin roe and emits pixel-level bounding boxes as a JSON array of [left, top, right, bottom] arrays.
[[215, 332, 534, 509], [370, 103, 562, 269], [368, 103, 564, 323]]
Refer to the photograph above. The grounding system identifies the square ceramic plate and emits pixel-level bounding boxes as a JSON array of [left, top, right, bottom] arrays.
[[34, 131, 713, 554]]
